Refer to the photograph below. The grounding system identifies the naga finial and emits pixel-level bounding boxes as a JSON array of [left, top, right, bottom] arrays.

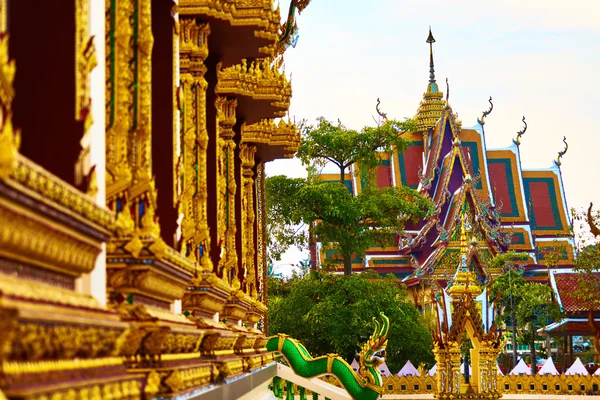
[[276, 1, 311, 55], [445, 77, 450, 103], [477, 96, 493, 126], [555, 136, 568, 166], [376, 98, 388, 121], [587, 203, 600, 237], [292, 0, 311, 12], [513, 116, 527, 146]]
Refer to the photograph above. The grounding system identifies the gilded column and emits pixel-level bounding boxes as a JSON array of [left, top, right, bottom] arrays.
[[256, 161, 267, 303], [215, 96, 238, 287], [105, 0, 133, 204], [240, 143, 257, 298], [0, 1, 19, 180], [105, 0, 160, 238], [178, 18, 212, 269], [75, 0, 98, 195]]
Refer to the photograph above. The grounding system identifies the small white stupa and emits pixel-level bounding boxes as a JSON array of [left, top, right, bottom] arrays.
[[378, 361, 392, 377], [350, 358, 359, 372], [428, 364, 437, 376], [538, 357, 559, 376], [397, 360, 420, 377], [565, 357, 588, 376], [510, 359, 531, 376]]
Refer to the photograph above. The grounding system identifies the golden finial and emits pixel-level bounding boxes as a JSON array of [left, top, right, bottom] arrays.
[[555, 136, 568, 166], [427, 26, 436, 85], [477, 97, 493, 125], [445, 77, 450, 104], [513, 116, 527, 146]]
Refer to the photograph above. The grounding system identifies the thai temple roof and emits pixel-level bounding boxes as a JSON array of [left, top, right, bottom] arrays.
[[318, 28, 575, 286], [550, 270, 600, 313]]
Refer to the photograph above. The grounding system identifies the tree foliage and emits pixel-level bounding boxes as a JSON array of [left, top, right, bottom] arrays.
[[297, 117, 415, 183], [513, 283, 562, 374], [490, 269, 562, 374], [266, 117, 433, 274], [571, 206, 600, 311], [267, 271, 434, 372], [489, 269, 526, 327]]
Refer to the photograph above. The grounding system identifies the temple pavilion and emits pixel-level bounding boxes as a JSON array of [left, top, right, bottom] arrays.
[[315, 29, 576, 309]]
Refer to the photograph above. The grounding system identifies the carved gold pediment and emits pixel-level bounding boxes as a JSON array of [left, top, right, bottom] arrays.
[[242, 118, 300, 158], [216, 58, 291, 118]]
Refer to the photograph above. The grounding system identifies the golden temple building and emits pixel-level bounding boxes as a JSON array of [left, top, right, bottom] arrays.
[[0, 1, 308, 399]]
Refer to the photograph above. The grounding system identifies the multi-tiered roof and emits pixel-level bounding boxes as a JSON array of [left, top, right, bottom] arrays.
[[319, 29, 575, 289]]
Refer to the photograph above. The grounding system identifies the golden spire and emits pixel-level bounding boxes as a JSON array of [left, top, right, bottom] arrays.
[[427, 27, 436, 86], [459, 216, 468, 255], [448, 215, 482, 298], [415, 27, 445, 132]]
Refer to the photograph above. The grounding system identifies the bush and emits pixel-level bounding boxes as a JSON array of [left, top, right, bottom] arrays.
[[267, 271, 434, 372]]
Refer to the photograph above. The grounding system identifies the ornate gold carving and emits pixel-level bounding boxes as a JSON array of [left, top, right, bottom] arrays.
[[242, 118, 300, 158], [256, 162, 266, 304], [0, 31, 19, 181], [107, 266, 188, 303], [75, 0, 97, 130], [215, 96, 238, 284], [239, 144, 257, 298], [106, 0, 133, 193], [183, 272, 233, 318], [216, 58, 291, 116], [7, 154, 116, 231], [178, 18, 211, 265], [178, 0, 281, 54], [0, 198, 103, 277], [143, 365, 214, 397], [217, 358, 243, 378], [24, 379, 142, 400], [0, 273, 107, 312]]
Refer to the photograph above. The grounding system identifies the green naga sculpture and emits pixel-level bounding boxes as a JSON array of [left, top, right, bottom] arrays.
[[266, 313, 389, 400]]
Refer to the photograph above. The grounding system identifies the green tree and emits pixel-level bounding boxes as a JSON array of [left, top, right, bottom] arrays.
[[571, 204, 600, 359], [267, 271, 434, 372], [513, 283, 562, 375], [267, 117, 433, 275], [489, 262, 527, 369], [296, 117, 415, 183]]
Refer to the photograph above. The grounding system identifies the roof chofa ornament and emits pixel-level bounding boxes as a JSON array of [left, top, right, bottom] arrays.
[[376, 97, 388, 121], [554, 136, 568, 166], [512, 116, 527, 146], [477, 96, 493, 126]]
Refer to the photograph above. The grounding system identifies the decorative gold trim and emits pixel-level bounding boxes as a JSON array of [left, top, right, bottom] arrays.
[[240, 144, 257, 297], [216, 58, 291, 116], [178, 0, 280, 53], [178, 18, 211, 266], [215, 96, 238, 285], [0, 197, 103, 278]]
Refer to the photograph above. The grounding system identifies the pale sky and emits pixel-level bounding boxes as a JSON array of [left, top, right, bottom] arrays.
[[266, 0, 600, 273]]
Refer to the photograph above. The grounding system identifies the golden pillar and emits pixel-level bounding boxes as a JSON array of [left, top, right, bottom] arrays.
[[178, 18, 212, 268], [240, 143, 258, 298], [215, 95, 238, 287]]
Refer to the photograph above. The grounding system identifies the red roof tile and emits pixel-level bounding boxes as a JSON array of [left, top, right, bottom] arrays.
[[554, 272, 600, 313]]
